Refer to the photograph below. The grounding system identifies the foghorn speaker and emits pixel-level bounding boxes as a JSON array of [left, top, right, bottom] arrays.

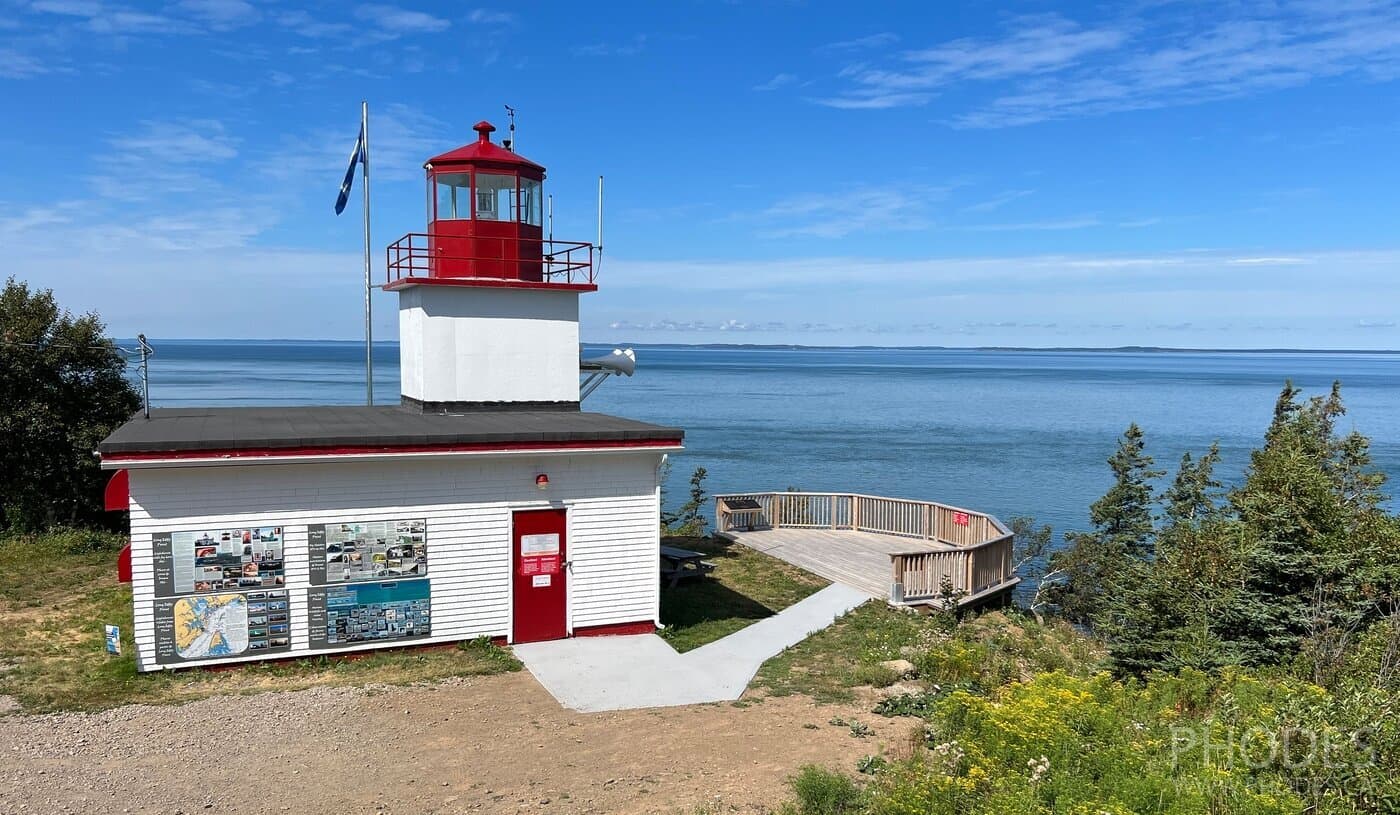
[[582, 348, 636, 377]]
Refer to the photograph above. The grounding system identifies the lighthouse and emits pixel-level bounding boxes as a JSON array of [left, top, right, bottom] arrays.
[[386, 120, 598, 411], [98, 120, 684, 671]]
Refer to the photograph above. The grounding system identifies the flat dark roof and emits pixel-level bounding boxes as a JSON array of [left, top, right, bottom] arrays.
[[98, 406, 684, 456]]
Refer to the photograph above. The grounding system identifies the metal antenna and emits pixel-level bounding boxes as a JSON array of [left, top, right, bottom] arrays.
[[503, 104, 517, 152], [136, 334, 154, 419], [596, 175, 604, 276]]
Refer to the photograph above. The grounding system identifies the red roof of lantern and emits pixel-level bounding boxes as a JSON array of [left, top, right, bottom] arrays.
[[425, 121, 544, 174]]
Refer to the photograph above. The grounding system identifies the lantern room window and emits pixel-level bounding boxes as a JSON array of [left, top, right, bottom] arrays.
[[435, 172, 471, 220], [475, 172, 518, 222], [521, 178, 542, 226]]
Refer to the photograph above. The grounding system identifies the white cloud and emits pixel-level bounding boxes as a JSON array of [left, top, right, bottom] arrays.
[[175, 0, 261, 30], [961, 189, 1034, 213], [277, 10, 352, 39], [754, 185, 948, 238], [959, 215, 1102, 232], [814, 4, 1400, 126], [84, 8, 189, 35], [0, 47, 51, 78], [1226, 256, 1311, 265], [467, 9, 515, 25], [109, 119, 239, 162], [571, 34, 646, 57], [353, 4, 450, 34], [753, 72, 798, 92], [817, 32, 899, 53], [28, 0, 101, 16]]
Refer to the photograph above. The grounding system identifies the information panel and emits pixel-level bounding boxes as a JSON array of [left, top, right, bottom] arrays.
[[152, 527, 285, 597], [153, 589, 292, 664], [307, 519, 426, 584], [306, 579, 431, 650]]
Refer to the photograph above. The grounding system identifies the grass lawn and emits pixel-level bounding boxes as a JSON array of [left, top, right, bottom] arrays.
[[0, 530, 520, 714], [658, 534, 830, 652]]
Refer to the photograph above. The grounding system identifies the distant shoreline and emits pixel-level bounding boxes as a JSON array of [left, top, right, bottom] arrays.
[[114, 338, 1400, 355]]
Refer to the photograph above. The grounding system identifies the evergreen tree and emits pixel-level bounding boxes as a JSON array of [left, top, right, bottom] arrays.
[[1162, 443, 1223, 531], [665, 466, 709, 536], [1109, 443, 1247, 673], [1049, 423, 1164, 625], [1222, 381, 1396, 667]]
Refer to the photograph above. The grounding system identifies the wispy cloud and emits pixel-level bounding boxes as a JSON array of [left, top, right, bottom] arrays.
[[817, 32, 898, 53], [572, 34, 646, 57], [276, 10, 352, 39], [1226, 256, 1311, 265], [92, 119, 240, 202], [961, 189, 1034, 213], [959, 215, 1102, 232], [753, 72, 798, 92], [353, 4, 450, 34], [175, 0, 261, 30], [814, 5, 1400, 126], [754, 185, 948, 238], [0, 47, 52, 78], [467, 8, 515, 25]]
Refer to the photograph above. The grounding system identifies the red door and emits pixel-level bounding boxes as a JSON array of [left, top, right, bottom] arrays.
[[512, 508, 568, 643]]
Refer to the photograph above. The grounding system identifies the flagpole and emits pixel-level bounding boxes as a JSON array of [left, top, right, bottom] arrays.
[[361, 100, 373, 406]]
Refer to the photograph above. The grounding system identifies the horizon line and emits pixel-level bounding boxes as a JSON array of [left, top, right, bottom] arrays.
[[109, 338, 1400, 355]]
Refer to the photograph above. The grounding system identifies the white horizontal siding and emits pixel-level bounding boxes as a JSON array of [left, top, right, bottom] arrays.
[[126, 452, 663, 672]]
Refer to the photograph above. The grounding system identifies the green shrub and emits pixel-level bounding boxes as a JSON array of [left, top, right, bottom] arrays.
[[873, 691, 945, 719], [3, 527, 127, 555], [850, 663, 901, 688], [787, 765, 864, 815], [856, 755, 888, 776]]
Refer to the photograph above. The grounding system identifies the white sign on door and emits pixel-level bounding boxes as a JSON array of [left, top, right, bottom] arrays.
[[520, 533, 560, 556], [532, 574, 552, 588]]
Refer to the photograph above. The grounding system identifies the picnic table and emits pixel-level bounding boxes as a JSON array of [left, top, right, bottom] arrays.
[[659, 545, 715, 588]]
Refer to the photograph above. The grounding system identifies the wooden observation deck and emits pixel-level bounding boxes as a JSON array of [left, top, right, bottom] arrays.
[[715, 492, 1020, 608]]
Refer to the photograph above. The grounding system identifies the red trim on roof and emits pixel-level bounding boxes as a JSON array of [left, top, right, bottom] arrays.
[[101, 437, 683, 463], [103, 469, 129, 511], [383, 276, 597, 293]]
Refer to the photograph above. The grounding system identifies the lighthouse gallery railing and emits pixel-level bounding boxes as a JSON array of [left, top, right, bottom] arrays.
[[385, 233, 596, 286]]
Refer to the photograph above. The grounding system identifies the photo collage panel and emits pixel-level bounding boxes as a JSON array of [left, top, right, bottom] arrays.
[[322, 519, 427, 583]]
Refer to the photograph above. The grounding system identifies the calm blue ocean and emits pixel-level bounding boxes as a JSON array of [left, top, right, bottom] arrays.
[[130, 341, 1400, 547]]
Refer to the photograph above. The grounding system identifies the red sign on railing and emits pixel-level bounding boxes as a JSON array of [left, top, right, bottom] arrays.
[[952, 511, 970, 526]]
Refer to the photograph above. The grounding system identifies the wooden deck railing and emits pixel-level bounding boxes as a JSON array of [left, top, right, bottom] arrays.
[[715, 492, 1018, 605]]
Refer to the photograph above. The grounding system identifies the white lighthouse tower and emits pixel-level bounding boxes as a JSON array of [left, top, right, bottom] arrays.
[[385, 120, 599, 411]]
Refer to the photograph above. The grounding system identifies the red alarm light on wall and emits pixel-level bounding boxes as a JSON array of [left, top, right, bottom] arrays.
[[535, 473, 550, 490]]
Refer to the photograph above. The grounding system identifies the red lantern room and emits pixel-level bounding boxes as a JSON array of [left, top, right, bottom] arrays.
[[385, 121, 596, 291]]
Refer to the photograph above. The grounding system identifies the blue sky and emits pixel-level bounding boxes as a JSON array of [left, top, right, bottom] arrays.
[[2, 0, 1399, 348]]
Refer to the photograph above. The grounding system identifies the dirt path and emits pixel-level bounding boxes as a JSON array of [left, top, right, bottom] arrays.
[[0, 673, 910, 815]]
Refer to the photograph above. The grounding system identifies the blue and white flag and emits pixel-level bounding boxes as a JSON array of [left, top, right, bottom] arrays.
[[334, 123, 365, 215]]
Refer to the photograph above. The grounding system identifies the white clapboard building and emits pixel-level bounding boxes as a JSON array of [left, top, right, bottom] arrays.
[[99, 121, 684, 672]]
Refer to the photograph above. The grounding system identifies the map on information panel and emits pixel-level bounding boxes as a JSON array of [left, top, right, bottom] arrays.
[[173, 593, 250, 659]]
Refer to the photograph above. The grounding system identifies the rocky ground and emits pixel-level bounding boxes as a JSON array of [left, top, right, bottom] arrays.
[[0, 672, 911, 815]]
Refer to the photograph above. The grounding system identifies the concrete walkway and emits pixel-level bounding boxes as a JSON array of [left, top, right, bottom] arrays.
[[513, 583, 871, 712]]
